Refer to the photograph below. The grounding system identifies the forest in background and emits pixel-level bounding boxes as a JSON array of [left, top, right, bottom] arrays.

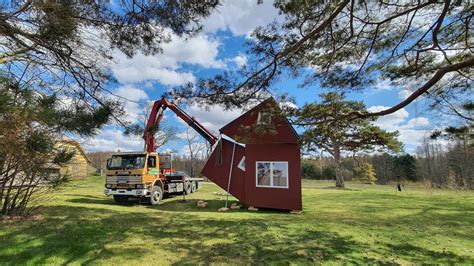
[[88, 135, 473, 190], [303, 137, 473, 189]]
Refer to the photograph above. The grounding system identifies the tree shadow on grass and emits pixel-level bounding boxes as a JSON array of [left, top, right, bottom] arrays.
[[0, 206, 151, 265], [161, 225, 384, 265], [386, 243, 470, 264], [66, 195, 117, 205], [0, 205, 383, 265], [1, 203, 472, 264]]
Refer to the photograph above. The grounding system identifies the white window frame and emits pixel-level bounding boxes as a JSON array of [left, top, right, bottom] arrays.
[[238, 156, 245, 171], [257, 112, 272, 125], [255, 161, 289, 189]]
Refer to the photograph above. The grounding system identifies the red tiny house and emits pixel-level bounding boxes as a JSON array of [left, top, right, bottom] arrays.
[[202, 98, 302, 211]]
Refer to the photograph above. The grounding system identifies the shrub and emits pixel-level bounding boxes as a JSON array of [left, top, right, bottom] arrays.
[[354, 163, 377, 184], [322, 166, 336, 180], [301, 160, 321, 179]]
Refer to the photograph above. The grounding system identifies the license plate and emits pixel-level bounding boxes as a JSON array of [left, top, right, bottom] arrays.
[[118, 190, 126, 193]]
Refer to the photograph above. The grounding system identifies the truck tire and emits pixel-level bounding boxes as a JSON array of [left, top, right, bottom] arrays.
[[191, 181, 197, 193], [113, 195, 129, 204], [149, 186, 163, 205], [184, 181, 192, 195]]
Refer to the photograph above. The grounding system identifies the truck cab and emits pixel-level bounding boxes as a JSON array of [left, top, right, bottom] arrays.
[[104, 152, 202, 205]]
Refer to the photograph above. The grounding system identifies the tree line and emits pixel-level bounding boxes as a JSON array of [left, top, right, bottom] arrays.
[[302, 137, 473, 189]]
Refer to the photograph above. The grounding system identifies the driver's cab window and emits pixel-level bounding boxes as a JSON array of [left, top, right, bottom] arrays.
[[148, 156, 157, 168]]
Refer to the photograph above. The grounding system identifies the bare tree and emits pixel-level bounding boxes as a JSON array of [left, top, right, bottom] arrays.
[[136, 101, 179, 151], [182, 128, 207, 177]]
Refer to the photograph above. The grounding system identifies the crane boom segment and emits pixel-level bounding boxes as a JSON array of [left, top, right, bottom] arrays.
[[143, 97, 218, 153]]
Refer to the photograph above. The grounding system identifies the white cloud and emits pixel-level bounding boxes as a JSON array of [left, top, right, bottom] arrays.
[[402, 117, 430, 129], [395, 79, 426, 101], [396, 128, 429, 146], [114, 86, 149, 123], [174, 104, 243, 134], [279, 101, 297, 109], [231, 54, 247, 68], [374, 78, 394, 91], [82, 129, 144, 152], [398, 89, 412, 100], [203, 0, 280, 36], [110, 33, 224, 85], [368, 105, 431, 149], [367, 106, 409, 131], [161, 34, 224, 68], [115, 86, 148, 101]]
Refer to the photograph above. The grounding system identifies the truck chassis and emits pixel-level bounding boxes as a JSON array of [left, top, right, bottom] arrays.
[[104, 170, 203, 205]]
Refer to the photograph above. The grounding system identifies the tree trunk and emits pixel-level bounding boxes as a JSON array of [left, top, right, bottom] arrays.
[[333, 145, 344, 188]]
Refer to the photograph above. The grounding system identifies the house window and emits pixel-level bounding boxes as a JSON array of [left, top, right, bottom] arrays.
[[238, 156, 245, 171], [257, 112, 272, 125], [256, 161, 288, 188]]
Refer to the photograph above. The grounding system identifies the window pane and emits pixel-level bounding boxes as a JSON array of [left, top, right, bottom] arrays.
[[257, 162, 271, 186], [272, 162, 288, 187], [257, 112, 272, 125], [148, 156, 156, 168], [238, 156, 245, 171]]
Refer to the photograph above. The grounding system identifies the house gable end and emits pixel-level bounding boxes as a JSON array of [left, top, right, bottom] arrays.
[[220, 97, 298, 144]]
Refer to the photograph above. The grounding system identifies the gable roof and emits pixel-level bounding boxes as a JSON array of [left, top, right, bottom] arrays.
[[220, 97, 298, 144], [57, 139, 91, 163]]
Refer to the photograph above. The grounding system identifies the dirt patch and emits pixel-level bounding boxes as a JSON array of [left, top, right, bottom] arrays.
[[1, 214, 43, 223]]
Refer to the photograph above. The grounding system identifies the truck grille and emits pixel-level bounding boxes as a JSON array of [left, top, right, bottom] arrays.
[[106, 175, 142, 184]]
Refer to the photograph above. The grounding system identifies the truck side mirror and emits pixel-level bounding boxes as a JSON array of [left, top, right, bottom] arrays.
[[106, 158, 111, 169]]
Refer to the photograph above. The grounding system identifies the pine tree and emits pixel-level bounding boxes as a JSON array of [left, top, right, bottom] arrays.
[[0, 1, 218, 126], [297, 93, 402, 188], [0, 77, 111, 216], [172, 1, 472, 123]]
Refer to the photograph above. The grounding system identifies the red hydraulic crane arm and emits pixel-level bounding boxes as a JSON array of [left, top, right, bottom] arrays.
[[143, 97, 218, 153]]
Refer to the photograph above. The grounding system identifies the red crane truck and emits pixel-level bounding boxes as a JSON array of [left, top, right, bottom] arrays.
[[104, 97, 218, 205]]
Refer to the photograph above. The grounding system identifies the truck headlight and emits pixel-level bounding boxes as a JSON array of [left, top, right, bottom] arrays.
[[136, 184, 144, 189], [105, 184, 112, 189]]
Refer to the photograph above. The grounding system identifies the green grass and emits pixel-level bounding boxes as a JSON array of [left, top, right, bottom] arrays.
[[1, 177, 473, 265]]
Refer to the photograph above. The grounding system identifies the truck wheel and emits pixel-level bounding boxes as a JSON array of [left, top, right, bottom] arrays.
[[184, 182, 192, 195], [149, 186, 163, 205], [191, 181, 197, 193], [113, 195, 129, 204]]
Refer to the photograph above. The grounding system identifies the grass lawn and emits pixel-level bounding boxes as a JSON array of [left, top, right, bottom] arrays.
[[1, 176, 473, 265]]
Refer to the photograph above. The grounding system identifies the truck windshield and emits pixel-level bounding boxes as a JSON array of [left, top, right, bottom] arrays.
[[107, 155, 146, 170]]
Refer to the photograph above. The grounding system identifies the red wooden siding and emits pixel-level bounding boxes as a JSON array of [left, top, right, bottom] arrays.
[[201, 138, 246, 202], [244, 144, 302, 210]]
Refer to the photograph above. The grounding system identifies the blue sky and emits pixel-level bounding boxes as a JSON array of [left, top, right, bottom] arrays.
[[80, 1, 436, 155]]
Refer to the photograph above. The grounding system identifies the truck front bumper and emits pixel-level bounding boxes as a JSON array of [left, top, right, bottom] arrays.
[[104, 188, 149, 197]]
